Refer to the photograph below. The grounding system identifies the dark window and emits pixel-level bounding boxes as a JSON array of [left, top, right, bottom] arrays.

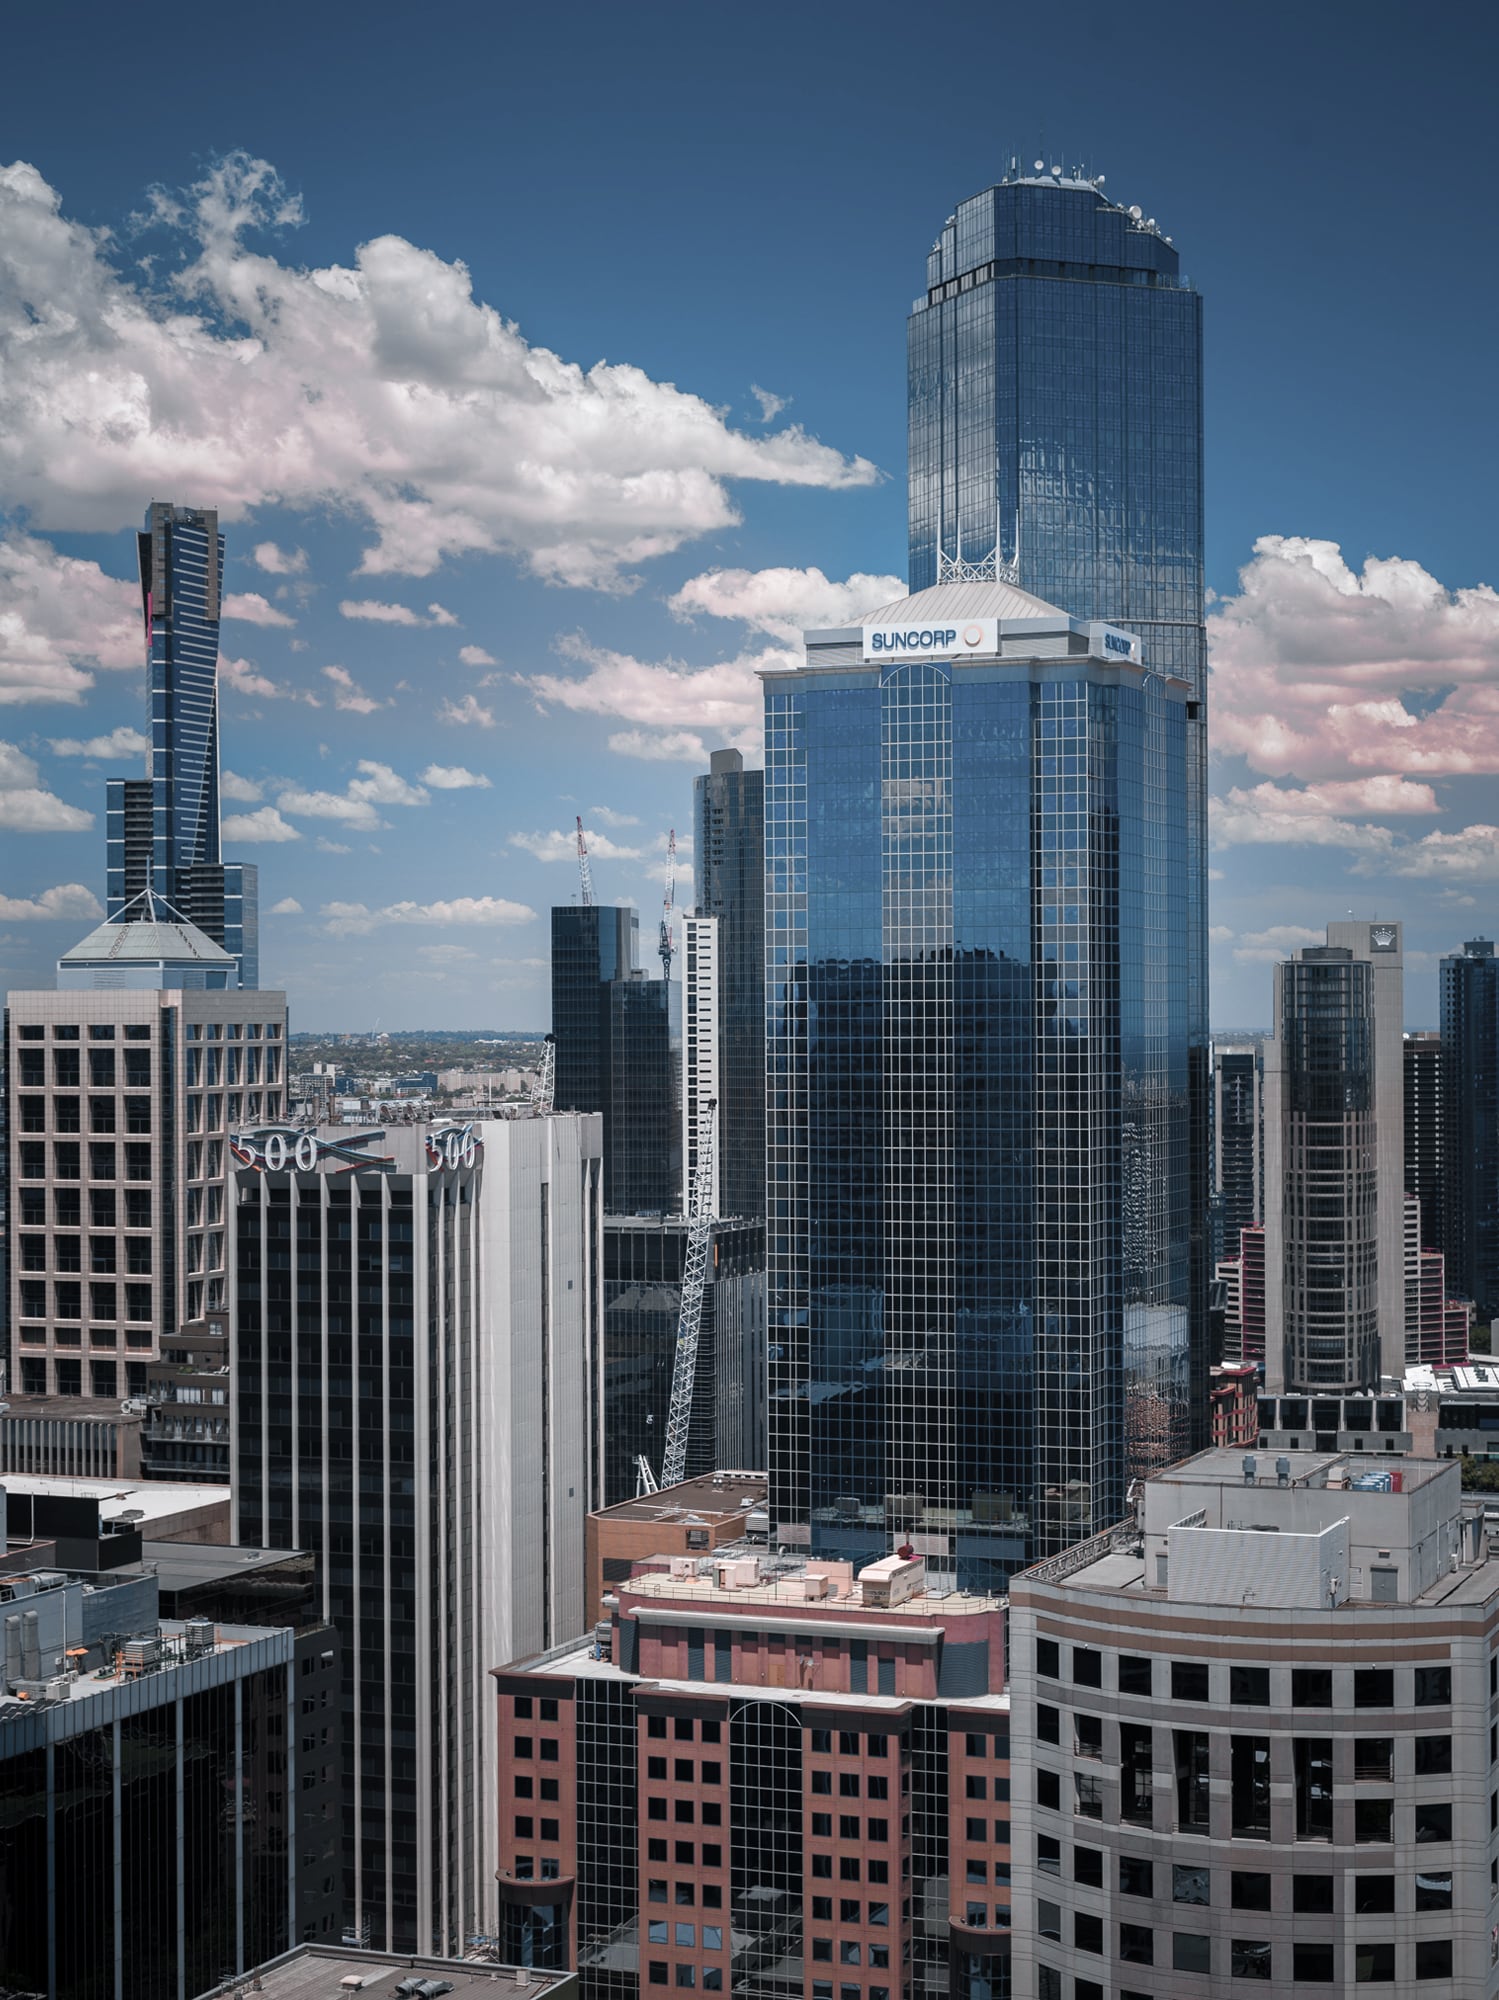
[[1295, 1738, 1333, 1840], [1172, 1661, 1210, 1703], [1415, 1802, 1451, 1843], [1230, 1737, 1270, 1839], [1036, 1835, 1061, 1877], [1036, 1638, 1059, 1679], [1173, 1865, 1209, 1906], [1119, 1923, 1153, 1965], [1354, 1669, 1393, 1708], [1231, 1872, 1271, 1911], [1072, 1846, 1102, 1888], [1353, 1876, 1394, 1915], [1074, 1714, 1102, 1759], [1073, 1648, 1102, 1688], [1037, 1901, 1062, 1942], [1355, 1799, 1392, 1844], [1231, 1940, 1271, 1980], [1355, 1942, 1395, 1982], [1414, 1666, 1451, 1707], [1414, 1870, 1452, 1911], [1036, 1770, 1059, 1811], [1294, 1942, 1334, 1982], [1119, 1855, 1152, 1898], [1230, 1666, 1269, 1706], [1036, 1705, 1060, 1746], [1174, 1933, 1211, 1974], [1353, 1738, 1392, 1781], [1120, 1723, 1153, 1824], [1414, 1736, 1451, 1776], [1118, 1655, 1153, 1696], [966, 1774, 988, 1798], [1174, 1731, 1210, 1831], [1293, 1874, 1333, 1914], [1415, 1941, 1452, 1980], [1073, 1912, 1102, 1954]]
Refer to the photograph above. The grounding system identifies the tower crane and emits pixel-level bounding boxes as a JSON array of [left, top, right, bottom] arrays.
[[660, 1098, 717, 1490], [575, 815, 595, 907], [658, 828, 677, 982], [529, 1033, 555, 1115]]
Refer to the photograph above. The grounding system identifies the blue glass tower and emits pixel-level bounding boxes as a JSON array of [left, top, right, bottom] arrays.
[[909, 165, 1209, 1447], [1442, 938, 1499, 1321], [764, 587, 1190, 1586], [106, 501, 258, 986]]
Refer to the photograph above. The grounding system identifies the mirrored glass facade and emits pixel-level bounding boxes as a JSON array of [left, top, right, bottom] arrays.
[[693, 750, 767, 1221], [1442, 939, 1499, 1321], [764, 620, 1189, 1586], [909, 174, 1208, 1439]]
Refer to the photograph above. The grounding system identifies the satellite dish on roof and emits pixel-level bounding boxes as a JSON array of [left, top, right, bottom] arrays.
[[1129, 204, 1143, 220], [1033, 159, 1044, 172]]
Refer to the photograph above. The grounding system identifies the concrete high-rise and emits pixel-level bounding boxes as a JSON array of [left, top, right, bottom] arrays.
[[908, 169, 1209, 1437], [764, 583, 1190, 1587], [692, 749, 765, 1220], [231, 1115, 602, 1956], [1442, 937, 1499, 1321], [1211, 1042, 1262, 1264], [1403, 1028, 1447, 1252], [107, 501, 259, 986]]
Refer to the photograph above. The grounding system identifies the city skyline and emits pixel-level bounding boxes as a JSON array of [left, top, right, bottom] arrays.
[[2, 2, 1498, 1036]]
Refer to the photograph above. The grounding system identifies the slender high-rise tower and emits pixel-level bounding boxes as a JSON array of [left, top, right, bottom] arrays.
[[107, 501, 259, 985], [1442, 937, 1499, 1321], [693, 748, 766, 1221], [908, 167, 1209, 1434]]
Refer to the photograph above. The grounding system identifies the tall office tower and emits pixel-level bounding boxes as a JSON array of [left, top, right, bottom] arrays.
[[693, 748, 766, 1219], [909, 168, 1209, 1440], [232, 1115, 602, 1957], [1442, 937, 1499, 1321], [1402, 1194, 1471, 1367], [1263, 922, 1405, 1394], [1216, 1223, 1266, 1368], [5, 899, 285, 1414], [106, 500, 260, 986], [1010, 1448, 1491, 2000], [764, 585, 1189, 1585], [680, 913, 720, 1213], [1403, 1030, 1446, 1252], [601, 1214, 765, 1503], [552, 904, 679, 1213], [1211, 1043, 1263, 1265], [497, 1542, 1011, 2000]]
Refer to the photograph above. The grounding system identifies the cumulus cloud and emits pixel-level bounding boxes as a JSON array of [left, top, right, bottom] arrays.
[[316, 837, 351, 854], [510, 827, 645, 863], [222, 805, 301, 842], [589, 805, 639, 826], [0, 153, 877, 589], [320, 894, 535, 935], [520, 632, 770, 759], [1230, 925, 1327, 964], [458, 644, 496, 667], [608, 728, 712, 763], [321, 664, 385, 713], [273, 759, 428, 831], [420, 764, 491, 789], [221, 769, 263, 801], [268, 895, 303, 914], [1209, 779, 1438, 855], [669, 563, 905, 644], [437, 693, 495, 728], [0, 881, 103, 921], [339, 598, 457, 627], [221, 653, 318, 703], [252, 540, 308, 575], [0, 741, 92, 831], [1376, 824, 1499, 881], [223, 590, 295, 627], [0, 532, 139, 705], [751, 386, 789, 423], [48, 725, 148, 759], [1209, 537, 1499, 778]]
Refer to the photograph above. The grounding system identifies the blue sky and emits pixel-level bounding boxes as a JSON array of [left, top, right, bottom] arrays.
[[2, 0, 1497, 1027]]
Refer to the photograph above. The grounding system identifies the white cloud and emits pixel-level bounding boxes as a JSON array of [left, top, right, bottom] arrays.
[[458, 644, 496, 667], [222, 805, 302, 842], [588, 804, 639, 826], [221, 653, 318, 703], [1232, 925, 1327, 964], [273, 759, 428, 831], [268, 895, 303, 914], [348, 760, 428, 808], [668, 563, 905, 644], [750, 385, 789, 423], [416, 942, 477, 963], [339, 598, 457, 627], [315, 836, 351, 854], [0, 881, 103, 920], [48, 725, 148, 759], [420, 764, 491, 789], [0, 153, 879, 589], [427, 602, 459, 627], [320, 894, 535, 935], [0, 740, 92, 830], [0, 532, 139, 705], [521, 633, 770, 762], [252, 540, 308, 575], [1378, 824, 1499, 881], [1209, 537, 1499, 778], [220, 769, 263, 801], [608, 728, 712, 763], [223, 590, 295, 627], [1208, 925, 1235, 942], [510, 827, 645, 862], [437, 693, 496, 728], [321, 664, 384, 713], [1209, 779, 1437, 855]]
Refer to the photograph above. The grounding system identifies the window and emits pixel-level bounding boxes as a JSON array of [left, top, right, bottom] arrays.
[[1355, 1942, 1395, 1982], [648, 1923, 668, 1944], [1414, 1666, 1451, 1707], [967, 1774, 989, 1799], [1231, 1873, 1271, 1911], [1293, 1874, 1333, 1914], [838, 1773, 860, 1797], [811, 1856, 832, 1879], [1173, 1866, 1209, 1906], [1230, 1737, 1270, 1838], [1294, 1942, 1334, 1982], [1415, 1802, 1451, 1843], [676, 1885, 695, 1906], [1037, 1900, 1062, 1942], [703, 1927, 723, 1951], [1354, 1669, 1393, 1708], [1037, 1638, 1059, 1678], [1231, 1939, 1271, 1982], [1415, 1870, 1452, 1911], [1036, 1770, 1060, 1811], [1073, 1912, 1102, 1954], [1119, 1856, 1152, 1898], [1294, 1738, 1333, 1840], [676, 1924, 695, 1948], [1120, 1723, 1153, 1824], [812, 1815, 832, 1837], [1072, 1846, 1102, 1888], [1175, 1732, 1210, 1831], [1036, 1705, 1060, 1746], [1036, 1835, 1061, 1877], [1119, 1655, 1153, 1696], [1074, 1773, 1102, 1820], [1120, 1924, 1153, 1965], [1355, 1799, 1392, 1844], [675, 1968, 695, 1988], [811, 1771, 832, 1794], [1174, 1933, 1211, 1974], [1073, 1648, 1102, 1688], [840, 1816, 859, 1840], [1414, 1735, 1451, 1775], [1353, 1738, 1392, 1781], [838, 1943, 860, 1966], [648, 1880, 667, 1904], [1074, 1715, 1102, 1759], [1415, 1941, 1452, 1979], [1230, 1666, 1269, 1706], [1353, 1876, 1394, 1915], [1172, 1661, 1210, 1702]]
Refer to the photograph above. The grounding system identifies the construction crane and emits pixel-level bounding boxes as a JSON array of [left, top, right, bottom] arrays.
[[634, 1454, 658, 1496], [658, 828, 677, 981], [529, 1033, 555, 1115], [575, 815, 595, 907], [660, 1098, 717, 1490]]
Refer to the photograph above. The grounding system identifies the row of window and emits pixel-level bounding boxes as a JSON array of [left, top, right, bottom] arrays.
[[15, 1357, 140, 1398], [19, 1234, 153, 1272], [810, 1815, 894, 1842], [809, 1729, 898, 1756], [645, 1796, 723, 1826], [810, 1770, 892, 1798], [810, 1935, 894, 1965], [1039, 1924, 1452, 1982], [1039, 1836, 1454, 1912], [15, 1023, 152, 1040], [647, 1922, 727, 1949], [646, 1840, 724, 1868], [17, 1187, 153, 1227], [1036, 1637, 1453, 1707], [647, 1757, 721, 1784], [17, 1281, 152, 1321], [646, 1714, 719, 1742], [19, 1142, 154, 1182]]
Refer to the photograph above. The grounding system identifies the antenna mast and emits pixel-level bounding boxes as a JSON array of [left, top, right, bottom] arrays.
[[575, 815, 595, 907]]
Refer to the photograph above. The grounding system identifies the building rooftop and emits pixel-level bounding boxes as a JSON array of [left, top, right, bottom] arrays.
[[862, 577, 1070, 626], [139, 1540, 308, 1589], [196, 1944, 573, 1999], [595, 1472, 767, 1526], [60, 889, 235, 969], [1, 1473, 229, 1525], [615, 1546, 1005, 1619]]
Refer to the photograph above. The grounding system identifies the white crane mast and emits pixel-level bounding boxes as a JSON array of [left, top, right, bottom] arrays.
[[529, 1033, 555, 1115], [660, 1098, 716, 1489], [575, 815, 595, 907]]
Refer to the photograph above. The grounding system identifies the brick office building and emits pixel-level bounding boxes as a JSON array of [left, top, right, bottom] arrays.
[[495, 1544, 1012, 2000]]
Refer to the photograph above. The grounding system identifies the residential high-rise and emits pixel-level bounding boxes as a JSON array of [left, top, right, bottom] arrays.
[[1010, 1448, 1493, 2000], [764, 583, 1190, 1585], [106, 500, 260, 987], [1403, 1029, 1446, 1252], [552, 904, 679, 1213], [231, 1115, 602, 1957], [1263, 922, 1404, 1394], [1441, 937, 1499, 1321], [5, 899, 286, 1413], [1211, 1042, 1262, 1265], [908, 169, 1209, 1436], [680, 913, 721, 1217], [692, 749, 765, 1220], [496, 1538, 1011, 2000]]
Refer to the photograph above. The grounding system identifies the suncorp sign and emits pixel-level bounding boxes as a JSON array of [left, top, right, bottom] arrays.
[[862, 618, 999, 664]]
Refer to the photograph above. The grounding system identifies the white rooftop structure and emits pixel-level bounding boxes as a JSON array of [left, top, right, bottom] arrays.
[[58, 888, 237, 990]]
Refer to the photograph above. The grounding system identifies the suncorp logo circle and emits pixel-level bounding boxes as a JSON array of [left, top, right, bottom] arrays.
[[961, 624, 984, 649]]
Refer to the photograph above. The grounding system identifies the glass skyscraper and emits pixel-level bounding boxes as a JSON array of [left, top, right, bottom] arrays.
[[107, 501, 259, 986], [693, 748, 766, 1221], [908, 168, 1209, 1433], [1442, 937, 1499, 1321], [763, 587, 1190, 1587]]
